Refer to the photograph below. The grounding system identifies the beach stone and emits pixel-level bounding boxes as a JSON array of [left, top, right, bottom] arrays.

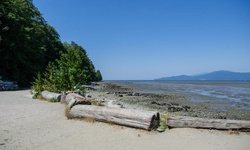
[[126, 93, 133, 96], [133, 93, 141, 96], [151, 101, 167, 106]]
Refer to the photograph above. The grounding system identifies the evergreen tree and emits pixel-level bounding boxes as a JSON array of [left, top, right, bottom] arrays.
[[95, 70, 102, 82], [0, 0, 63, 86]]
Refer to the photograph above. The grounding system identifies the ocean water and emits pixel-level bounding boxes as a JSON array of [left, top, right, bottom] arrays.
[[110, 80, 250, 110]]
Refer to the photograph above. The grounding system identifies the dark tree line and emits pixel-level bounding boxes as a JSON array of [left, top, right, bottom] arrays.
[[0, 0, 102, 88]]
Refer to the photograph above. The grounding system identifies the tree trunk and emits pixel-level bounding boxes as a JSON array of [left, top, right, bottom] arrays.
[[70, 105, 160, 130], [166, 116, 250, 130], [41, 90, 61, 102]]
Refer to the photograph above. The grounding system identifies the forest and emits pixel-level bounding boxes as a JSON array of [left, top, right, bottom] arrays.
[[0, 0, 102, 91]]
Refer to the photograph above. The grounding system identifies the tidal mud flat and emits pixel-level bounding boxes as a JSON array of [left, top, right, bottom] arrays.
[[89, 81, 250, 120]]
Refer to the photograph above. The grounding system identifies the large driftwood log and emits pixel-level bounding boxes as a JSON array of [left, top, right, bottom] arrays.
[[41, 90, 61, 102], [70, 105, 160, 130], [167, 116, 250, 130]]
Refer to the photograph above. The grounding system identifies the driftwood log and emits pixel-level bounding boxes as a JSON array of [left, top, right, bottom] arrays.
[[167, 116, 250, 130], [70, 105, 160, 130], [65, 93, 85, 103], [41, 90, 61, 102], [65, 93, 91, 108]]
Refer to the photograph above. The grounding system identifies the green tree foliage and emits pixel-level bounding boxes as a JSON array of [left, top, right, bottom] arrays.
[[0, 0, 64, 87], [1, 0, 102, 89], [57, 42, 93, 91], [95, 70, 102, 81], [32, 42, 102, 93]]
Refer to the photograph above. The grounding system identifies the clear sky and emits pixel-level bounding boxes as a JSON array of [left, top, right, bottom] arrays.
[[33, 0, 250, 80]]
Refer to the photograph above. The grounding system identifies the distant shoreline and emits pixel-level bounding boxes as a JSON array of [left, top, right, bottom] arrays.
[[105, 80, 250, 82], [155, 71, 250, 81], [104, 80, 250, 88]]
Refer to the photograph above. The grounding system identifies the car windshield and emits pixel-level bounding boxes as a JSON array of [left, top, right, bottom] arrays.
[[4, 82, 13, 85]]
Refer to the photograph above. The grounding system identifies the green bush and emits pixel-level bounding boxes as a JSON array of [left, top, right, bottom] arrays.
[[31, 42, 101, 94]]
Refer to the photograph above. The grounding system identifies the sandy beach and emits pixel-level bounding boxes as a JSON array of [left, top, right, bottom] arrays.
[[1, 90, 250, 150]]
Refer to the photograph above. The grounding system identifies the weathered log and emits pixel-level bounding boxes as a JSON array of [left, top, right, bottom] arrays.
[[68, 98, 76, 109], [67, 98, 91, 109], [60, 92, 67, 103], [65, 93, 86, 104], [41, 90, 61, 102], [65, 93, 91, 108], [166, 116, 250, 130], [70, 105, 160, 130]]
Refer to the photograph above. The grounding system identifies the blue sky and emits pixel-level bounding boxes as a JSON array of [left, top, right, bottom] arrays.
[[33, 0, 250, 80]]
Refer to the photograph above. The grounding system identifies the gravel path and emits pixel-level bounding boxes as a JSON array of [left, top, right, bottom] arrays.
[[0, 90, 250, 150]]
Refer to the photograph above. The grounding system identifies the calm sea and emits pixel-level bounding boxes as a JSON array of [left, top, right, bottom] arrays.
[[107, 80, 250, 110]]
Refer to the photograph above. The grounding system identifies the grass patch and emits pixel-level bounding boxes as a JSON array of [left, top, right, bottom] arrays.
[[82, 117, 96, 123], [158, 113, 171, 131], [32, 93, 44, 100], [32, 93, 59, 103], [228, 129, 240, 135], [49, 98, 58, 103], [65, 107, 73, 119]]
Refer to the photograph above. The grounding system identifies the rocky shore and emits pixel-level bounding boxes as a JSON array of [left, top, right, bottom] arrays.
[[87, 82, 250, 120]]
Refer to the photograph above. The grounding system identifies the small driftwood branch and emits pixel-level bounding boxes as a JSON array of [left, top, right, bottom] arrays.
[[166, 116, 250, 130], [70, 105, 160, 130], [41, 90, 61, 102]]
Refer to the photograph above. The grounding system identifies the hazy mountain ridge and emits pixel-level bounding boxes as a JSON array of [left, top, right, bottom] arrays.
[[156, 71, 250, 81]]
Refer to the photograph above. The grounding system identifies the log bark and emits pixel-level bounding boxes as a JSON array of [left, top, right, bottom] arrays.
[[166, 116, 250, 130], [70, 105, 160, 130], [41, 90, 61, 102]]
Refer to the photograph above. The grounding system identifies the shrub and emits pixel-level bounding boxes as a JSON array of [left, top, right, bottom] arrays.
[[31, 42, 101, 94]]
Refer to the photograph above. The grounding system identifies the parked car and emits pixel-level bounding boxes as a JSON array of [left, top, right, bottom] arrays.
[[0, 80, 18, 90], [0, 80, 3, 90]]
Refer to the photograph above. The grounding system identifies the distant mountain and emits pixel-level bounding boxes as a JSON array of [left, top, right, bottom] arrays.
[[156, 71, 250, 81]]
